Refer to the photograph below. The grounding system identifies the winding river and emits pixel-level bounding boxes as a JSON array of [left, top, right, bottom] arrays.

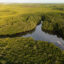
[[0, 21, 64, 49], [22, 21, 64, 49]]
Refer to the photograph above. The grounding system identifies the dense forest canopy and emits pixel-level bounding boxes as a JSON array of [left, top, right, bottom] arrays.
[[0, 37, 64, 64]]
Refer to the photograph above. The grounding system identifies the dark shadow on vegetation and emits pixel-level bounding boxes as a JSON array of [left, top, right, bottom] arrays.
[[42, 28, 64, 40], [0, 29, 36, 38]]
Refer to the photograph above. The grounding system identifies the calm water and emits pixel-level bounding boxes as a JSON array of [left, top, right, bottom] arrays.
[[22, 22, 64, 49]]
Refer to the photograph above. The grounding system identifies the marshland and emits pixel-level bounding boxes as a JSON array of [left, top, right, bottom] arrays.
[[0, 4, 64, 64]]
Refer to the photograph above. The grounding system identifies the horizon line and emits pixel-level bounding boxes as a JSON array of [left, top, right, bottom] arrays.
[[0, 2, 64, 4]]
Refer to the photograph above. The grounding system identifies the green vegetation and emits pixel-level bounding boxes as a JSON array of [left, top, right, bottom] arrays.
[[0, 14, 41, 35], [0, 37, 64, 64], [0, 4, 64, 36], [42, 12, 64, 38], [0, 4, 64, 64]]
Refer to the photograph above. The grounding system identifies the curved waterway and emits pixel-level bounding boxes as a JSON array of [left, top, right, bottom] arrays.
[[22, 22, 64, 49], [0, 21, 64, 49]]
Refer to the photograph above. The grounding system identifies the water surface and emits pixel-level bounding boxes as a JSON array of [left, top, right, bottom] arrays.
[[22, 22, 64, 49]]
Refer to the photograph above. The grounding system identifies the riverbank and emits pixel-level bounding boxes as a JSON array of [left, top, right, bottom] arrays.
[[42, 12, 64, 39]]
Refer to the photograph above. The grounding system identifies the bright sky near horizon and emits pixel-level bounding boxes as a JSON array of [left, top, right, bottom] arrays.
[[0, 0, 64, 3]]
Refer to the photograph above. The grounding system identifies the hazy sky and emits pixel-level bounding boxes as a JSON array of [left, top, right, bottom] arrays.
[[0, 0, 64, 3]]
